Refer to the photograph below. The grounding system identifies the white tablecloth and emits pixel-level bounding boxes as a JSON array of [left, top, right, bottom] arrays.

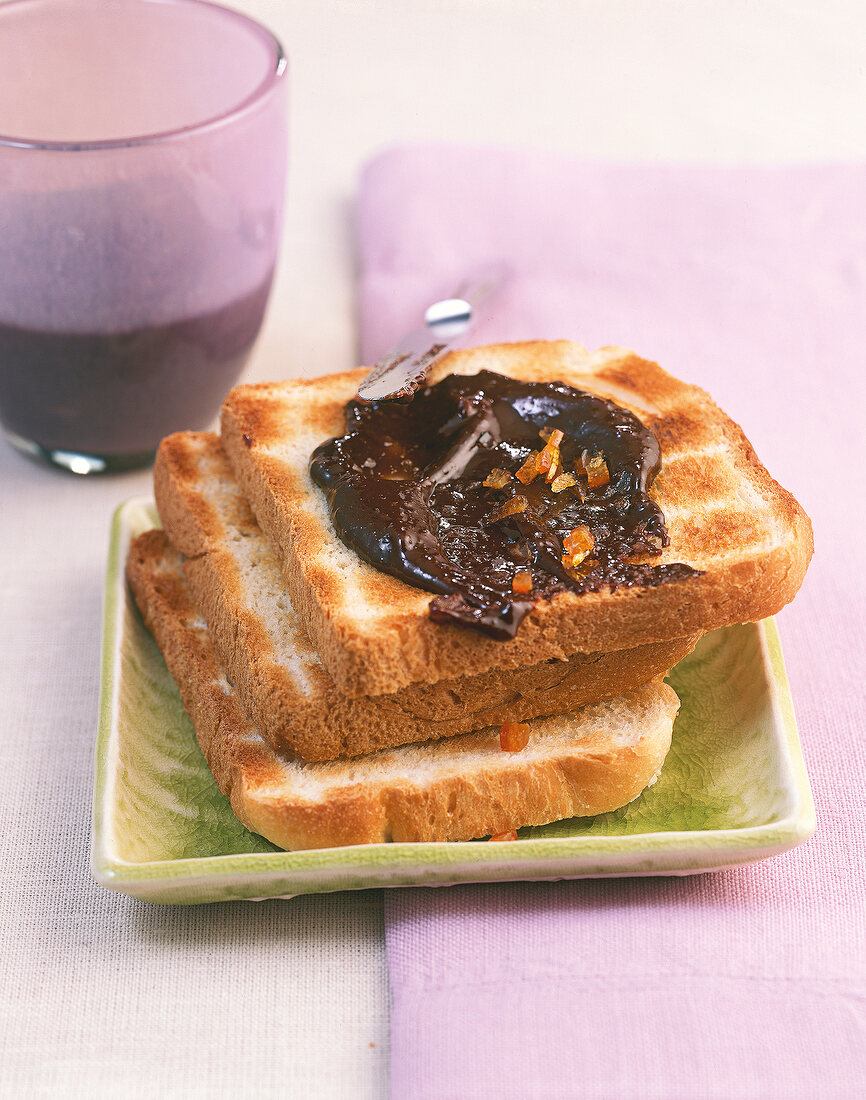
[[2, 2, 863, 1094]]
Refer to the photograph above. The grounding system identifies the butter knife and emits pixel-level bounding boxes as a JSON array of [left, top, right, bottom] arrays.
[[356, 263, 506, 403]]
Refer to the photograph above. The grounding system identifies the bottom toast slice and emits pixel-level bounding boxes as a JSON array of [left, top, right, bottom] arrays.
[[125, 530, 680, 850]]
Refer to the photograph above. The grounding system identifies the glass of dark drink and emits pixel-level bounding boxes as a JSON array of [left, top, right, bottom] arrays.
[[0, 0, 287, 473]]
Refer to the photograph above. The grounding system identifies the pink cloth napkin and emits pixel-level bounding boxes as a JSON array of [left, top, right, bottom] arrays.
[[356, 145, 866, 1099]]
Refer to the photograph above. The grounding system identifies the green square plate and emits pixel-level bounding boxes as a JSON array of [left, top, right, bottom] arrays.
[[92, 498, 815, 904]]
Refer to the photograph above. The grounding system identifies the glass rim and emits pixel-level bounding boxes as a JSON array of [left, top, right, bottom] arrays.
[[0, 0, 286, 152]]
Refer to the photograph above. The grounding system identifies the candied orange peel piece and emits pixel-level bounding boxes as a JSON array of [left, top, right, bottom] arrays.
[[563, 525, 594, 554], [562, 554, 595, 578], [538, 427, 565, 448], [487, 494, 528, 524], [537, 429, 565, 483], [489, 830, 519, 842], [512, 430, 568, 485], [536, 446, 554, 479], [499, 721, 530, 752], [515, 450, 540, 484], [483, 467, 513, 490], [580, 451, 610, 489], [550, 471, 577, 493], [563, 551, 588, 571], [562, 525, 595, 572], [512, 569, 533, 594]]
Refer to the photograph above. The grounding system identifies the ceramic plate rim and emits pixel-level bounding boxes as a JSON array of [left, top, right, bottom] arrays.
[[91, 497, 815, 903]]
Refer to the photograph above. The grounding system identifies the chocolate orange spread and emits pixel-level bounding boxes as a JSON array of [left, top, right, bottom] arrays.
[[310, 370, 699, 640]]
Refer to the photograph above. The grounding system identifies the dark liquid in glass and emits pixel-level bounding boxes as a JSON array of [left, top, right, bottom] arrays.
[[0, 271, 273, 461]]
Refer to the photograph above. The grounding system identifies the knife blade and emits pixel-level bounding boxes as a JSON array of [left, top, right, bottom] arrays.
[[356, 263, 507, 403]]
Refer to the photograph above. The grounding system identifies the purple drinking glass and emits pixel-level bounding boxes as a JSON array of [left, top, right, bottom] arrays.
[[0, 0, 287, 473]]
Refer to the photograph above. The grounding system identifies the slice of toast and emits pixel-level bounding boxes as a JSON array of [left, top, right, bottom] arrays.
[[154, 431, 698, 760], [220, 341, 813, 696], [125, 529, 679, 849]]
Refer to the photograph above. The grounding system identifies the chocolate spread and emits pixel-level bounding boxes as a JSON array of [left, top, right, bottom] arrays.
[[310, 370, 699, 640]]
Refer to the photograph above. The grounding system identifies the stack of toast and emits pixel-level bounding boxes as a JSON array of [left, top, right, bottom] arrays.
[[126, 340, 812, 849]]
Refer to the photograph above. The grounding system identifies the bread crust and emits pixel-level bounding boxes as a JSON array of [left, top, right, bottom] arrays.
[[220, 341, 813, 696], [125, 530, 678, 849], [154, 430, 697, 760]]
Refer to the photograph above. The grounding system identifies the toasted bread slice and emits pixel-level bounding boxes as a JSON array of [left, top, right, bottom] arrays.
[[154, 431, 698, 760], [125, 529, 679, 849], [220, 341, 813, 696]]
